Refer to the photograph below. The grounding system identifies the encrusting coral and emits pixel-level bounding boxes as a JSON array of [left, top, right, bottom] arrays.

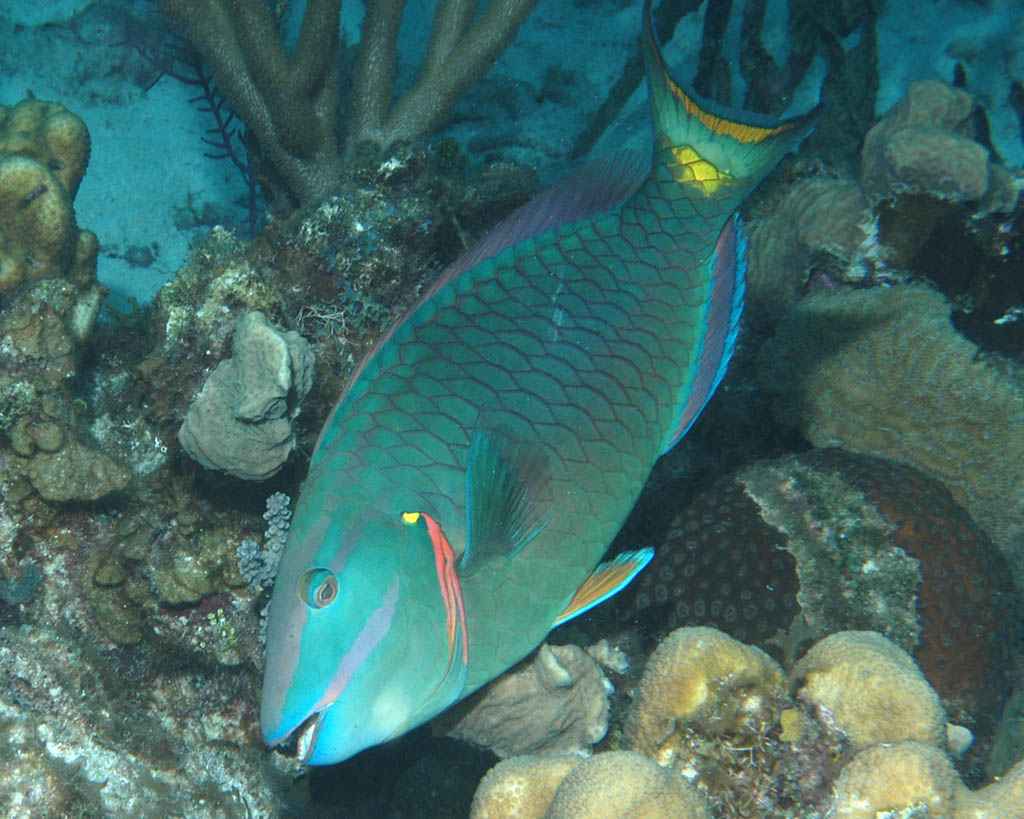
[[438, 643, 612, 759], [154, 0, 540, 211], [178, 310, 314, 481], [757, 284, 1024, 590]]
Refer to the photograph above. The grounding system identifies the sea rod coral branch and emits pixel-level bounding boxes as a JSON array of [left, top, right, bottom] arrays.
[[155, 0, 343, 211], [350, 0, 540, 149], [155, 0, 539, 212]]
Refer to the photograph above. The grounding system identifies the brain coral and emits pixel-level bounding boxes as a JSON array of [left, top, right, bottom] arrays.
[[624, 626, 785, 765], [830, 741, 958, 819], [794, 631, 947, 750], [860, 79, 999, 206], [745, 177, 873, 317], [757, 284, 1024, 591], [545, 751, 707, 819], [470, 755, 582, 819]]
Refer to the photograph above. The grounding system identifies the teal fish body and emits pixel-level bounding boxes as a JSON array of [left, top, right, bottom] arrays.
[[261, 0, 818, 765]]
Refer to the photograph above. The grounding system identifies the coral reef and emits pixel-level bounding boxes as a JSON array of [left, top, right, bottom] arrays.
[[616, 447, 1019, 737], [0, 98, 129, 504], [0, 120, 548, 816], [757, 284, 1024, 591], [0, 623, 295, 816], [439, 643, 611, 759], [154, 0, 540, 211], [472, 626, 1024, 817], [178, 311, 314, 480]]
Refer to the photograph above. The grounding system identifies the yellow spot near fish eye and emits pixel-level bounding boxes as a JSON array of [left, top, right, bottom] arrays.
[[298, 568, 339, 609], [669, 145, 731, 196], [401, 512, 421, 525]]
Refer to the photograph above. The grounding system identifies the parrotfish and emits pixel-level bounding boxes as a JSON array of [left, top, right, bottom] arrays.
[[261, 0, 818, 765]]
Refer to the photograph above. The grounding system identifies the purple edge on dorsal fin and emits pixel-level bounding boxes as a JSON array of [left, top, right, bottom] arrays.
[[326, 150, 652, 420], [440, 148, 651, 283]]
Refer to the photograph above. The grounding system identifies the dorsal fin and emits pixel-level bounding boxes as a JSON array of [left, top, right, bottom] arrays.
[[442, 149, 650, 282], [462, 430, 549, 574]]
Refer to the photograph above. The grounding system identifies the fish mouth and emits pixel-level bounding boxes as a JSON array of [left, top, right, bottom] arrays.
[[295, 708, 327, 763]]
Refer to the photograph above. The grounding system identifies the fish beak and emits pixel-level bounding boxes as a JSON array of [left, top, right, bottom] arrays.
[[295, 708, 327, 763]]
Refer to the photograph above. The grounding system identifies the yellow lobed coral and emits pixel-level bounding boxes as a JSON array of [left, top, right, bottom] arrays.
[[0, 99, 90, 197], [795, 630, 946, 750], [623, 626, 785, 765], [757, 284, 1024, 590], [470, 755, 582, 819], [470, 626, 1023, 816], [545, 751, 708, 819], [0, 99, 96, 298]]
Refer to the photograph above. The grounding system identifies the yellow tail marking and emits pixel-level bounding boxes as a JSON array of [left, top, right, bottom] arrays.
[[668, 145, 732, 196]]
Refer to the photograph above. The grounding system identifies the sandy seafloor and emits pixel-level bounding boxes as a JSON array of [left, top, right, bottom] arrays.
[[1, 0, 1022, 310]]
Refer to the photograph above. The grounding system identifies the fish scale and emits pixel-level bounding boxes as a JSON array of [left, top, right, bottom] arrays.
[[261, 0, 818, 766]]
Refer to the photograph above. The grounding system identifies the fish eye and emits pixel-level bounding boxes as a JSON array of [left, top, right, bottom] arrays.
[[298, 568, 339, 609]]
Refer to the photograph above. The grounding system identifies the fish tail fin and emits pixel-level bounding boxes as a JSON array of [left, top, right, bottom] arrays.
[[642, 0, 819, 201]]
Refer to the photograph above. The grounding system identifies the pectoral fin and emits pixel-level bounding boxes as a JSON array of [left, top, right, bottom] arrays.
[[462, 429, 550, 574], [552, 548, 655, 627]]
